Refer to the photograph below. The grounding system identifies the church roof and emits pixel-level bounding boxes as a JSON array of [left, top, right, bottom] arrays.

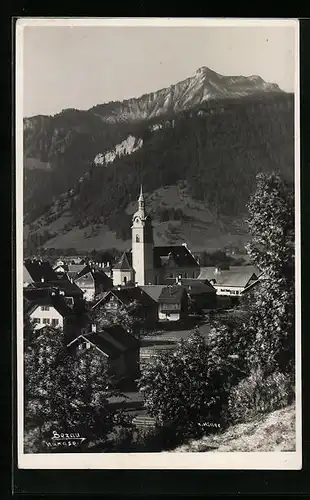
[[153, 245, 199, 269], [113, 251, 133, 270]]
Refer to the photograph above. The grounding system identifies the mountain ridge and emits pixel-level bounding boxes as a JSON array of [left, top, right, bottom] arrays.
[[24, 66, 283, 122], [89, 66, 283, 123], [23, 66, 293, 254]]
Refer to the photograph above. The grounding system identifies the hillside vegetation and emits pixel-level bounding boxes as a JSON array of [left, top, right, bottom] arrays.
[[171, 404, 296, 452], [23, 68, 294, 253]]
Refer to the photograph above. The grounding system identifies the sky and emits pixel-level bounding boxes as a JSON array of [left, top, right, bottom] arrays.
[[21, 21, 297, 117]]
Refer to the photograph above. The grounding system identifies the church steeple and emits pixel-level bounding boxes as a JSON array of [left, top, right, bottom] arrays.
[[131, 186, 154, 285], [138, 184, 145, 213]]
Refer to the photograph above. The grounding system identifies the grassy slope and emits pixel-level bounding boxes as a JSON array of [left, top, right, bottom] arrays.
[[171, 404, 296, 452], [26, 182, 249, 252]]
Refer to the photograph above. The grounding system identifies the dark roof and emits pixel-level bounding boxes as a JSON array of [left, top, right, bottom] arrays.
[[67, 264, 89, 279], [198, 266, 260, 288], [24, 287, 53, 306], [67, 334, 121, 359], [153, 245, 199, 269], [164, 278, 216, 295], [158, 285, 186, 303], [24, 259, 58, 282], [92, 286, 156, 310], [27, 280, 83, 296], [92, 270, 113, 288], [75, 265, 113, 288], [140, 285, 166, 302], [100, 325, 139, 349], [25, 295, 74, 318], [113, 251, 133, 270]]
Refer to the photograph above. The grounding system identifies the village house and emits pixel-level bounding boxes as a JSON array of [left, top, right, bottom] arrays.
[[23, 258, 59, 286], [112, 187, 200, 287], [24, 294, 76, 337], [91, 286, 158, 326], [25, 279, 84, 308], [66, 324, 140, 383], [24, 284, 88, 342], [197, 265, 261, 301], [157, 285, 189, 322], [165, 277, 217, 313], [87, 258, 113, 278], [73, 265, 113, 302], [53, 263, 88, 281]]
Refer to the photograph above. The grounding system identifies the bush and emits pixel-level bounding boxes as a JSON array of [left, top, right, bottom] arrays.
[[105, 424, 136, 452], [227, 369, 294, 424]]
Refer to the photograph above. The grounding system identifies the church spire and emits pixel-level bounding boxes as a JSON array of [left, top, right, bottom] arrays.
[[138, 184, 145, 212]]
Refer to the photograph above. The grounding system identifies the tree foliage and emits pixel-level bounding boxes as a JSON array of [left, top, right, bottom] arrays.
[[92, 299, 144, 337], [24, 327, 118, 450], [242, 172, 295, 375], [138, 328, 245, 437]]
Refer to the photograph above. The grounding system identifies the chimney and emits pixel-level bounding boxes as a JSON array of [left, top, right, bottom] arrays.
[[91, 323, 97, 333]]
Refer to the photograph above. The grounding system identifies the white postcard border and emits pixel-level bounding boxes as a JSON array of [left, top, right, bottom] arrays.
[[16, 17, 302, 470]]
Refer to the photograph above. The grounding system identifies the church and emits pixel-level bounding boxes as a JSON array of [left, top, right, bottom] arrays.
[[112, 187, 200, 287]]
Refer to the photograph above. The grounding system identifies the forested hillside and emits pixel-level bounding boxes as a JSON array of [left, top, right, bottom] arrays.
[[24, 89, 294, 253]]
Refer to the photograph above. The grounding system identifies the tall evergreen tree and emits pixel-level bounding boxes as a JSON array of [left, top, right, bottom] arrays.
[[243, 172, 295, 375]]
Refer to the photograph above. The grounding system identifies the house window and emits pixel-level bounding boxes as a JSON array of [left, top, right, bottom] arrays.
[[51, 318, 59, 327], [79, 342, 91, 350], [41, 306, 50, 311], [161, 303, 179, 311], [43, 318, 50, 324], [33, 318, 40, 324]]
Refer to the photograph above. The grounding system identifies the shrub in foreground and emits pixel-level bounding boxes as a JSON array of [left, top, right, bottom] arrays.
[[227, 369, 295, 425]]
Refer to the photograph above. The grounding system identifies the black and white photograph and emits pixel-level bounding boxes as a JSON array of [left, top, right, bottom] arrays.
[[16, 18, 301, 469]]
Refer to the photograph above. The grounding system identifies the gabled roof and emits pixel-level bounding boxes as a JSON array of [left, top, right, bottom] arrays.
[[100, 325, 139, 349], [140, 285, 166, 302], [92, 270, 113, 288], [74, 265, 113, 288], [71, 264, 92, 279], [23, 259, 58, 283], [92, 286, 156, 310], [158, 285, 186, 303], [153, 245, 199, 269], [113, 251, 133, 270], [27, 280, 83, 296], [67, 333, 121, 359], [164, 278, 216, 295], [24, 287, 52, 307], [198, 266, 260, 288], [25, 295, 74, 318]]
